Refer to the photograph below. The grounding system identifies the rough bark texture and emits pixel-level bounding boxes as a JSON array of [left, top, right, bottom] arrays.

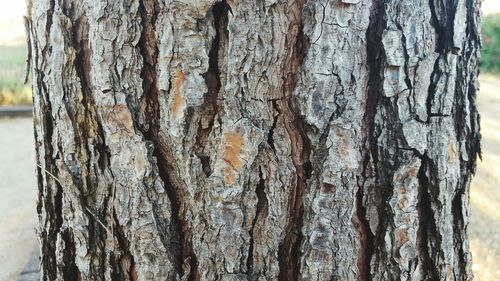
[[28, 0, 480, 280]]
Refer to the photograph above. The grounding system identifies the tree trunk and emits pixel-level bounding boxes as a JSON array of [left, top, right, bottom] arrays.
[[27, 0, 481, 280]]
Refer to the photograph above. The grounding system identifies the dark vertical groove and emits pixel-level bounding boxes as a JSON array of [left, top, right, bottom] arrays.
[[277, 1, 311, 279], [54, 183, 63, 231], [70, 11, 114, 278], [206, 1, 228, 116], [154, 157, 183, 275], [35, 12, 58, 276], [460, 0, 481, 172], [357, 0, 386, 279], [247, 167, 269, 279], [450, 0, 481, 278], [354, 178, 374, 281], [426, 54, 443, 119], [363, 0, 385, 172], [112, 207, 135, 279], [196, 1, 231, 177], [416, 155, 440, 280], [61, 230, 81, 280], [37, 7, 57, 278], [45, 0, 55, 35], [451, 178, 467, 279], [72, 14, 92, 110], [266, 99, 279, 153], [37, 73, 58, 281], [138, 0, 161, 139], [138, 1, 201, 279], [429, 0, 460, 53]]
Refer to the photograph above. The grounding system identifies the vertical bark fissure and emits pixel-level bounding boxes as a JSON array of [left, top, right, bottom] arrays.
[[266, 99, 279, 153], [429, 0, 459, 53], [35, 68, 59, 280], [395, 22, 414, 94], [354, 178, 374, 281], [451, 179, 467, 279], [363, 0, 386, 176], [451, 59, 469, 281], [112, 206, 135, 279], [197, 1, 230, 177], [426, 55, 443, 119], [358, 0, 386, 278], [416, 155, 440, 280], [459, 0, 481, 171], [33, 1, 58, 264], [70, 11, 122, 278], [137, 0, 194, 279], [138, 0, 161, 139], [154, 159, 183, 272], [35, 5, 59, 270], [61, 229, 81, 280], [72, 14, 92, 117], [45, 0, 55, 36], [277, 1, 311, 279], [247, 167, 269, 279], [450, 1, 481, 277]]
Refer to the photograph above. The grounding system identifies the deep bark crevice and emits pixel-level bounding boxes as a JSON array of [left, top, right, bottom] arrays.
[[426, 54, 444, 120], [451, 178, 467, 279], [448, 2, 481, 277], [111, 207, 134, 279], [266, 99, 279, 153], [247, 167, 269, 279], [354, 177, 374, 281], [109, 252, 127, 280], [357, 0, 386, 278], [137, 0, 200, 279], [197, 1, 231, 177], [45, 0, 55, 35], [277, 1, 312, 279], [36, 71, 58, 281], [155, 155, 201, 281], [138, 0, 161, 138], [70, 12, 115, 278], [460, 0, 481, 171], [395, 22, 414, 94], [72, 14, 92, 110], [416, 155, 440, 280], [61, 229, 81, 280], [429, 0, 459, 53], [129, 255, 138, 281]]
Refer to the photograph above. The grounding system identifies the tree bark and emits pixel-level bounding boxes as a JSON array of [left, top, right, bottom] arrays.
[[27, 0, 481, 280]]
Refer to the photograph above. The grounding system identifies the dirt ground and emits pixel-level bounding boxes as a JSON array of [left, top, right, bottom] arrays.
[[469, 74, 500, 280], [0, 75, 498, 280], [0, 117, 37, 281]]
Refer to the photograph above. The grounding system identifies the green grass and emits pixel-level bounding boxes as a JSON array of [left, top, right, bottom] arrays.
[[481, 15, 500, 73], [0, 45, 31, 105]]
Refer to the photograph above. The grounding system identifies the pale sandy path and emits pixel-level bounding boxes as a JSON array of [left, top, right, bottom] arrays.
[[483, 0, 500, 16], [469, 74, 500, 281], [0, 118, 37, 281]]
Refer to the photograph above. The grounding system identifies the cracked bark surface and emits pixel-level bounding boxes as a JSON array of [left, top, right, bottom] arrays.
[[28, 0, 480, 280]]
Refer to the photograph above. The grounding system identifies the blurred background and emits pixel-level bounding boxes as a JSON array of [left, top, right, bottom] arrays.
[[0, 0, 498, 280]]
